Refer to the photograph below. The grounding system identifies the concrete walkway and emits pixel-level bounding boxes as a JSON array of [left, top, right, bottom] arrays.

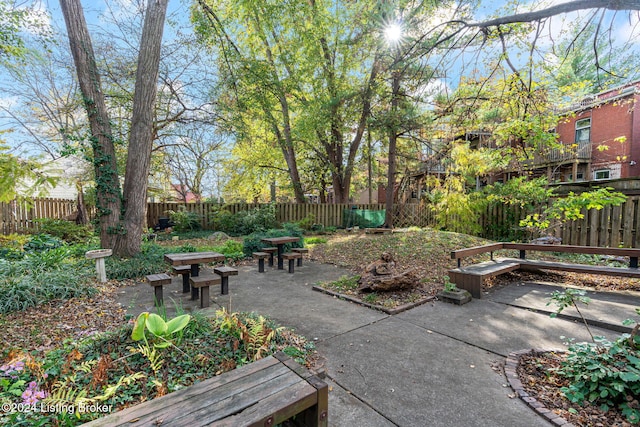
[[117, 261, 640, 427]]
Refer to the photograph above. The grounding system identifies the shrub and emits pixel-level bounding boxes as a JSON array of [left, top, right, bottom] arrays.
[[23, 234, 64, 252], [167, 206, 201, 232], [557, 335, 640, 423], [297, 213, 315, 231], [34, 218, 94, 243], [211, 204, 278, 236]]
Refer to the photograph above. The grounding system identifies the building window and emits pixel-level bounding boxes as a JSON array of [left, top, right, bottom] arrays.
[[594, 169, 610, 180], [575, 118, 591, 143]]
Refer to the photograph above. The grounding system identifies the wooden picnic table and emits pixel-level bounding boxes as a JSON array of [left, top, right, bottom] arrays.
[[164, 252, 225, 298], [261, 236, 301, 270]]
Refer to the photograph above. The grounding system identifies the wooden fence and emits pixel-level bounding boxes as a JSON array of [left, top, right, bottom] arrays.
[[0, 198, 78, 234], [6, 197, 640, 249]]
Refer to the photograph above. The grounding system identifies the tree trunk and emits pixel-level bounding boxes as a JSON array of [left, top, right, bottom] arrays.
[[114, 0, 169, 257], [384, 70, 401, 228], [59, 0, 122, 249]]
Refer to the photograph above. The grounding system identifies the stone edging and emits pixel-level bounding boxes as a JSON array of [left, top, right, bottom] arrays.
[[505, 349, 575, 427], [311, 286, 435, 315]]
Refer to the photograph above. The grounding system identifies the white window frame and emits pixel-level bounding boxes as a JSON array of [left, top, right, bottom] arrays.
[[575, 118, 591, 143], [594, 169, 610, 180]]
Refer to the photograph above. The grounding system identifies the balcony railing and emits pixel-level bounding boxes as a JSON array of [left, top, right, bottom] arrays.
[[530, 140, 591, 165]]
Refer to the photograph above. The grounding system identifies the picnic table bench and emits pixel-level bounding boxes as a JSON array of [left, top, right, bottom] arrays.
[[449, 243, 640, 298], [82, 352, 328, 427]]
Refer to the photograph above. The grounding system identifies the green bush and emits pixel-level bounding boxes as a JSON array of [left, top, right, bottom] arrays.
[[167, 206, 202, 232], [558, 335, 640, 423], [23, 233, 64, 252], [35, 218, 94, 243], [211, 204, 278, 236], [297, 213, 315, 231]]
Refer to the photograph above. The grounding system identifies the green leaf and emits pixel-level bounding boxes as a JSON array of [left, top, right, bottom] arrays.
[[146, 313, 168, 337], [131, 312, 149, 341], [166, 314, 191, 335]]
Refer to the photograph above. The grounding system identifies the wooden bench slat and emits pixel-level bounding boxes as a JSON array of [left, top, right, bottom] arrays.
[[216, 382, 318, 427], [214, 266, 239, 277], [171, 371, 313, 426], [81, 357, 283, 426], [450, 259, 521, 277], [518, 259, 640, 277]]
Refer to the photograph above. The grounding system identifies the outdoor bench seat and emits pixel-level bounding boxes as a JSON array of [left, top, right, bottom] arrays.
[[262, 247, 277, 267], [282, 252, 302, 273], [213, 266, 238, 295], [146, 273, 171, 306], [448, 259, 521, 298], [253, 251, 269, 272], [189, 273, 221, 308], [292, 247, 309, 266], [449, 243, 640, 299], [81, 351, 328, 427], [172, 265, 191, 293]]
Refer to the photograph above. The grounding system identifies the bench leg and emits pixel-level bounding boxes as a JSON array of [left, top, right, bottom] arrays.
[[288, 259, 295, 273], [297, 257, 302, 267], [154, 286, 163, 306], [258, 258, 265, 273], [302, 376, 329, 427], [199, 286, 210, 308], [191, 285, 199, 301], [221, 276, 229, 295], [268, 253, 274, 267], [449, 271, 482, 299], [181, 274, 190, 293]]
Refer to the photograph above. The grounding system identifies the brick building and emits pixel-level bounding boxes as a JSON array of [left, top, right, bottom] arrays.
[[537, 81, 640, 182]]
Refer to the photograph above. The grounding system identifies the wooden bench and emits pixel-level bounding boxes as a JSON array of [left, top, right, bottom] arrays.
[[282, 252, 302, 273], [214, 266, 238, 295], [253, 251, 269, 273], [82, 351, 328, 427], [189, 273, 221, 308], [262, 247, 277, 267], [449, 243, 640, 299], [292, 247, 310, 266], [172, 265, 191, 293], [146, 273, 172, 306]]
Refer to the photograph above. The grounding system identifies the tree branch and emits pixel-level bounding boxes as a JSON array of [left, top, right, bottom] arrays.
[[469, 0, 640, 28]]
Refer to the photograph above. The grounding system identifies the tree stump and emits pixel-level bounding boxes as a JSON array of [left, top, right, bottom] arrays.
[[358, 252, 419, 292]]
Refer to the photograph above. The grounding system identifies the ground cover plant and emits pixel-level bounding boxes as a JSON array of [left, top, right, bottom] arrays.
[[0, 309, 315, 426]]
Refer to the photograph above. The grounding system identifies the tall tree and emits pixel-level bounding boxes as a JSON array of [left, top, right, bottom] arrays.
[[60, 0, 169, 255], [192, 0, 382, 203], [114, 0, 169, 256], [59, 0, 122, 248]]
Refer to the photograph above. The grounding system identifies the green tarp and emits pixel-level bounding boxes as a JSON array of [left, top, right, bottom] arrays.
[[343, 208, 385, 228]]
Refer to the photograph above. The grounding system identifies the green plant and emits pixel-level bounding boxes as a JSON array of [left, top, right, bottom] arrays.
[[215, 309, 283, 361], [34, 218, 94, 243], [547, 288, 594, 342], [167, 206, 201, 232], [557, 332, 640, 423], [304, 236, 327, 245], [297, 213, 316, 231], [211, 204, 278, 236], [362, 292, 378, 304], [23, 233, 64, 252], [131, 312, 191, 350], [443, 275, 458, 292]]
